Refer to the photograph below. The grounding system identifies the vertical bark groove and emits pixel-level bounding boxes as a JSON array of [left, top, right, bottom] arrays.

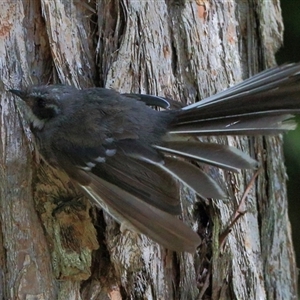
[[0, 0, 296, 299]]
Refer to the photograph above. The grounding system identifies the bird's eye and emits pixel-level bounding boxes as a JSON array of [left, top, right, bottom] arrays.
[[36, 97, 46, 108]]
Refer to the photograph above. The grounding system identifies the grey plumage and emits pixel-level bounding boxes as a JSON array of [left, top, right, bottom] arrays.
[[10, 63, 300, 253]]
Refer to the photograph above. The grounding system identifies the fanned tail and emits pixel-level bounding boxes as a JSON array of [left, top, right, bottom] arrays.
[[170, 63, 300, 135], [66, 63, 300, 253]]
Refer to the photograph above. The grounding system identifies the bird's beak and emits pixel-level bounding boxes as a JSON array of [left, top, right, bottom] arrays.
[[9, 89, 26, 99]]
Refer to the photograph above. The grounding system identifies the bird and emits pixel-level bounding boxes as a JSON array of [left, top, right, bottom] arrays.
[[10, 63, 300, 253]]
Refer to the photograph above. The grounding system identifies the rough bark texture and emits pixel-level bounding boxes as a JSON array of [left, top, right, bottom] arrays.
[[0, 0, 297, 299]]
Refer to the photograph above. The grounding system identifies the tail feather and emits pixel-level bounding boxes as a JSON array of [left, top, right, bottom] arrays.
[[182, 63, 300, 111], [143, 157, 227, 199], [170, 113, 297, 136], [174, 64, 300, 130], [79, 172, 201, 253], [154, 141, 258, 171]]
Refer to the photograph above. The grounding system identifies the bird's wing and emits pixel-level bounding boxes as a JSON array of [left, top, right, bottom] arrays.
[[53, 138, 181, 215]]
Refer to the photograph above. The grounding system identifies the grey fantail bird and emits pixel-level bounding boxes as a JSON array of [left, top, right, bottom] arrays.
[[10, 63, 300, 253]]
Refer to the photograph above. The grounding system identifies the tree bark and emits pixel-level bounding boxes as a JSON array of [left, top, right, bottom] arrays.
[[0, 0, 297, 299]]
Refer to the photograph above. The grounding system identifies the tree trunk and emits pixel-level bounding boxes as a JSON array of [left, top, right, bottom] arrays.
[[0, 0, 297, 299]]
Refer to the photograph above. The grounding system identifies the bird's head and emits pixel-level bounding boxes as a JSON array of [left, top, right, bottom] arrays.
[[10, 85, 77, 129]]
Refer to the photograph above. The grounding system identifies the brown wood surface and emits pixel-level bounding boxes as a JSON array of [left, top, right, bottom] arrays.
[[0, 1, 297, 299]]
